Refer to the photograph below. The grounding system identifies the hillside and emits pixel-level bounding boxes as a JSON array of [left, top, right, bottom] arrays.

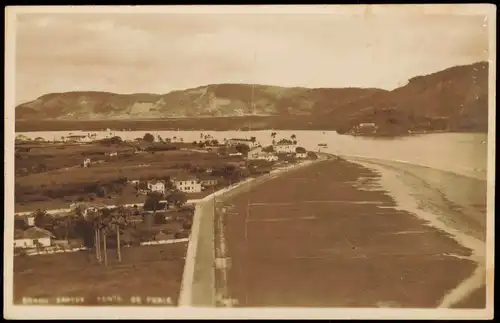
[[15, 62, 489, 133], [329, 61, 489, 134], [15, 85, 385, 120]]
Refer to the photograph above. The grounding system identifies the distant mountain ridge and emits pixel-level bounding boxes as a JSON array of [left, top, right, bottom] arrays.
[[16, 62, 489, 133]]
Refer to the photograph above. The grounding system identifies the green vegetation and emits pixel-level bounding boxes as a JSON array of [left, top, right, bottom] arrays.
[[143, 133, 155, 143], [296, 146, 306, 153]]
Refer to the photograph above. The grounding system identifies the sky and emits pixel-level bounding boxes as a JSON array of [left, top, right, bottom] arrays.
[[13, 6, 490, 105]]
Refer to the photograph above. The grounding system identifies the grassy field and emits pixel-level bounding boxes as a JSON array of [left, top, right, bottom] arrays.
[[216, 158, 484, 308], [15, 141, 244, 212], [13, 242, 188, 306]]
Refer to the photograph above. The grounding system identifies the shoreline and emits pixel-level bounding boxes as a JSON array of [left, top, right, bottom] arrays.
[[15, 120, 486, 136], [218, 156, 484, 308], [179, 156, 328, 307], [345, 157, 487, 308]]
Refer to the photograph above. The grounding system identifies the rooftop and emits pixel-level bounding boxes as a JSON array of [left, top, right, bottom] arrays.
[[229, 138, 253, 142], [172, 173, 199, 182], [274, 142, 296, 146], [16, 227, 56, 240], [148, 179, 165, 185], [66, 135, 88, 138]]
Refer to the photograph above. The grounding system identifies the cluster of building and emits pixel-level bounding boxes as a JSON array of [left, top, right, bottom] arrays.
[[246, 142, 308, 161], [14, 216, 56, 250], [350, 122, 378, 134], [225, 138, 260, 149], [132, 172, 220, 195]]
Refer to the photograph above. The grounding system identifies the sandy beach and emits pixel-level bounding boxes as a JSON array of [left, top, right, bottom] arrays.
[[346, 157, 487, 308], [215, 157, 487, 308]]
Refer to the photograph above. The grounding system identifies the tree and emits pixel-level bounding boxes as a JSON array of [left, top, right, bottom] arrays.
[[271, 132, 277, 139], [74, 216, 94, 249], [307, 151, 318, 160], [192, 141, 198, 146], [97, 208, 113, 266], [250, 136, 256, 143], [166, 190, 187, 208], [262, 145, 274, 153], [143, 133, 155, 143], [154, 212, 166, 224], [110, 207, 128, 262], [235, 143, 250, 156], [33, 209, 47, 227], [144, 192, 163, 211], [295, 146, 307, 154]]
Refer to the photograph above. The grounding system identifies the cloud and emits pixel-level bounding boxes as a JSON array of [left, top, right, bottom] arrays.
[[13, 12, 489, 105]]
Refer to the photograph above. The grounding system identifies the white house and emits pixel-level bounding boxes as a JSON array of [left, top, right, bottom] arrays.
[[248, 147, 278, 162], [14, 227, 55, 249], [83, 158, 91, 168], [274, 143, 297, 154], [359, 122, 377, 128], [354, 123, 378, 134], [24, 215, 35, 227], [295, 152, 308, 159], [147, 180, 166, 194], [228, 138, 258, 149], [105, 151, 118, 157], [257, 153, 278, 162], [63, 135, 88, 143], [172, 175, 202, 193], [247, 146, 263, 159]]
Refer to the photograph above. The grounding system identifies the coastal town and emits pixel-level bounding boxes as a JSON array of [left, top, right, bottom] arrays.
[[7, 5, 492, 319], [13, 130, 319, 305]]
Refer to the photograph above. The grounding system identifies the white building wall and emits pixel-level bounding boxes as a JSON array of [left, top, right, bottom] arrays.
[[274, 145, 297, 154], [14, 239, 34, 249], [148, 183, 165, 194], [25, 217, 35, 226], [38, 237, 52, 247], [174, 180, 202, 193]]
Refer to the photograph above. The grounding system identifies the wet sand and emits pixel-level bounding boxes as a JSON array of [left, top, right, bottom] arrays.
[[216, 157, 486, 308]]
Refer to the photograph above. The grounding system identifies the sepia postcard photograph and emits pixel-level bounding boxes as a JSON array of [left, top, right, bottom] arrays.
[[4, 4, 495, 320]]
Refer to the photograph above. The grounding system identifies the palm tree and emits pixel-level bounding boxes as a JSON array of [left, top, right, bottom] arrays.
[[291, 134, 296, 141], [100, 208, 114, 266], [173, 136, 177, 142], [271, 132, 277, 139], [89, 207, 110, 265], [111, 207, 128, 262], [200, 133, 204, 139], [102, 225, 108, 266], [90, 211, 102, 263]]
